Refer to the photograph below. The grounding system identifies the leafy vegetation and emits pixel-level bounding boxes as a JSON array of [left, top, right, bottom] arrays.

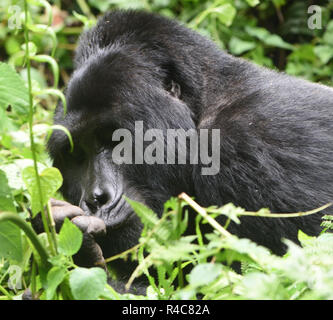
[[0, 0, 333, 300]]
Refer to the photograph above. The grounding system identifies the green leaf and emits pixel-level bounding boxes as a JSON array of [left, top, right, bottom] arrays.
[[188, 263, 222, 287], [88, 0, 110, 11], [245, 26, 294, 50], [20, 42, 37, 56], [69, 267, 107, 300], [323, 21, 333, 46], [264, 34, 294, 50], [245, 0, 260, 7], [208, 203, 244, 224], [212, 4, 236, 27], [125, 197, 159, 228], [58, 218, 83, 256], [151, 236, 199, 262], [229, 37, 256, 55], [46, 266, 67, 300], [22, 166, 63, 217], [0, 170, 16, 212], [126, 197, 172, 242], [0, 159, 46, 191], [0, 220, 22, 262], [0, 62, 29, 115], [297, 230, 315, 247], [314, 45, 333, 64]]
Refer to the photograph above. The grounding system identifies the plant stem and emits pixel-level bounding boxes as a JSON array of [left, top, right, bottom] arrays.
[[178, 193, 232, 238], [23, 0, 56, 256], [0, 285, 12, 300], [30, 259, 37, 296], [240, 203, 332, 218], [176, 198, 184, 288]]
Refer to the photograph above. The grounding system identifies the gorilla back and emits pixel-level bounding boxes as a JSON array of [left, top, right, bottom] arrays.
[[49, 10, 333, 260]]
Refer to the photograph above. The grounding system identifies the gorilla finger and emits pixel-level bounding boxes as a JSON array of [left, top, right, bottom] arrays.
[[73, 233, 106, 268], [71, 216, 107, 238], [50, 198, 73, 207], [52, 205, 84, 231]]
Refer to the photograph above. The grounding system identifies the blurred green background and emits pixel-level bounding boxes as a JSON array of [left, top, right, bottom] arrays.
[[1, 0, 333, 91]]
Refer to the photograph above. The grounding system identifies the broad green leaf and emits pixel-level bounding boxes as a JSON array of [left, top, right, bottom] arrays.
[[323, 21, 333, 46], [245, 26, 294, 50], [69, 267, 107, 300], [58, 218, 83, 256], [20, 42, 37, 56], [0, 62, 29, 115], [0, 220, 22, 262], [314, 45, 333, 64], [22, 166, 63, 217], [229, 37, 256, 55], [46, 266, 67, 300], [264, 34, 294, 50], [213, 4, 236, 27], [246, 0, 260, 6], [0, 159, 46, 191], [245, 26, 270, 41], [88, 0, 110, 11], [0, 170, 16, 212], [188, 263, 222, 287]]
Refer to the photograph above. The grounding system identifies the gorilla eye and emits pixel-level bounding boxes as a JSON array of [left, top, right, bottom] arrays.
[[71, 146, 86, 164], [167, 80, 181, 98]]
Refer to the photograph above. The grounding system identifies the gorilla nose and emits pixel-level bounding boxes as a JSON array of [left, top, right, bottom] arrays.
[[85, 190, 110, 212]]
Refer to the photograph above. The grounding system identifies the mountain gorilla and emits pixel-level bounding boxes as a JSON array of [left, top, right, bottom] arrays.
[[47, 10, 333, 293]]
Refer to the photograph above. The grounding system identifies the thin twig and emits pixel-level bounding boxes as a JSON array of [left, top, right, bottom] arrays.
[[178, 193, 232, 238]]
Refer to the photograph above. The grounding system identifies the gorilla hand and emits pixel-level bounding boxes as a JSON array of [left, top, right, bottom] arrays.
[[32, 199, 107, 268]]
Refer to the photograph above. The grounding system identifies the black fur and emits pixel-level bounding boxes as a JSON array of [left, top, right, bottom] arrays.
[[49, 9, 333, 279]]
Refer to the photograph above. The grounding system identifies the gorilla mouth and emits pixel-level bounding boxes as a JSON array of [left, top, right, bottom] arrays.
[[98, 197, 135, 230]]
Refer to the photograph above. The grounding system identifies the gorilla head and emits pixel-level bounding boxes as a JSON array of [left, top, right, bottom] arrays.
[[48, 9, 333, 265]]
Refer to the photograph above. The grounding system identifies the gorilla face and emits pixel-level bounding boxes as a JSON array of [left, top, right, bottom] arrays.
[[48, 42, 197, 255]]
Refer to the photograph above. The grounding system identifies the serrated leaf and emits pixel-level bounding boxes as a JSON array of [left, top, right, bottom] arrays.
[[22, 166, 63, 217], [58, 218, 83, 256], [151, 236, 199, 262], [126, 197, 159, 228], [0, 62, 29, 115], [208, 203, 243, 224], [188, 263, 222, 287], [69, 267, 107, 300]]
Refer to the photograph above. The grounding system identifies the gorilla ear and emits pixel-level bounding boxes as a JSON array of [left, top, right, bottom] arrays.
[[167, 80, 181, 99]]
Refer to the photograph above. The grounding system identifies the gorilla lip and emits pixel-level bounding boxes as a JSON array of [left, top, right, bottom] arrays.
[[97, 198, 134, 229]]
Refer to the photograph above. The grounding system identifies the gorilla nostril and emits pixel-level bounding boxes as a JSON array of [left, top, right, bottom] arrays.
[[85, 191, 111, 212], [95, 193, 109, 206]]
